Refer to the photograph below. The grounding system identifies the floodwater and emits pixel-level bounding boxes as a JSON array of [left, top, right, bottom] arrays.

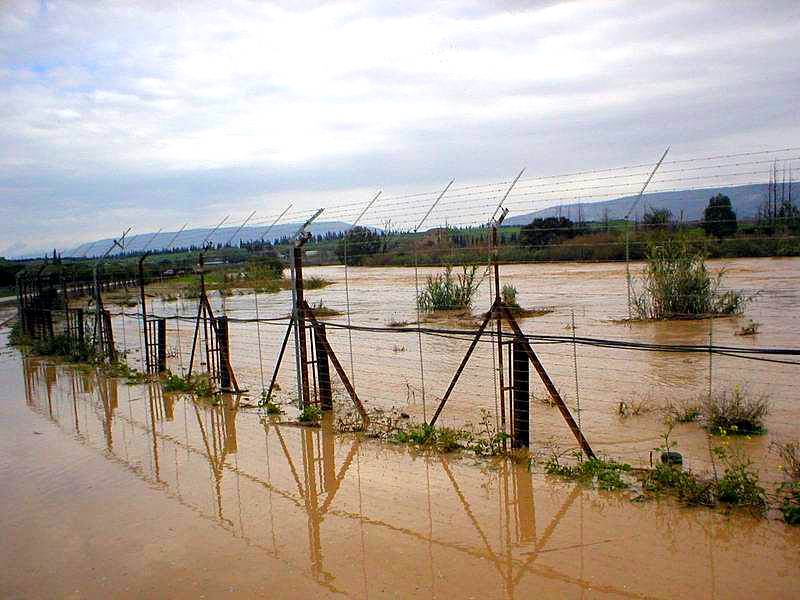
[[112, 257, 800, 482], [2, 343, 799, 598]]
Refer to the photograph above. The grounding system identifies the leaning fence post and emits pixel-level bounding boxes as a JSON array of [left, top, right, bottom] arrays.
[[512, 337, 530, 449], [314, 323, 333, 411]]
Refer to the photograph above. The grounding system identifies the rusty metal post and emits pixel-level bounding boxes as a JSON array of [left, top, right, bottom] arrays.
[[512, 338, 530, 449], [156, 318, 167, 373], [491, 222, 507, 448], [216, 316, 232, 391], [314, 322, 332, 410], [138, 255, 151, 372], [292, 245, 311, 407]]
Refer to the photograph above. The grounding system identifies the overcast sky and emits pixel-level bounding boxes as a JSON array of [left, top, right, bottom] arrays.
[[1, 0, 799, 256]]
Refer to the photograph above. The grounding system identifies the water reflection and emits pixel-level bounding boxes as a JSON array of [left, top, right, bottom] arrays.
[[21, 360, 800, 599]]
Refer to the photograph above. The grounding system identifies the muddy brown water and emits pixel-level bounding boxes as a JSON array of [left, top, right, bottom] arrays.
[[111, 257, 800, 483], [1, 344, 799, 598]]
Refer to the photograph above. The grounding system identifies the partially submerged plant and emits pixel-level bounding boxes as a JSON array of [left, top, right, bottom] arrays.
[[544, 450, 631, 491], [631, 237, 747, 320], [664, 399, 703, 423], [501, 284, 519, 308], [298, 404, 322, 424], [617, 398, 652, 418], [417, 264, 478, 312], [736, 320, 760, 336], [258, 389, 282, 415], [712, 440, 767, 511], [702, 386, 769, 435], [771, 441, 800, 481]]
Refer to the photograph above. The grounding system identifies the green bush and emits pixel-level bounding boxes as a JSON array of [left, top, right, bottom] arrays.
[[632, 237, 746, 319], [643, 464, 715, 506], [417, 265, 478, 312], [712, 443, 767, 511], [702, 386, 769, 435], [501, 284, 519, 307]]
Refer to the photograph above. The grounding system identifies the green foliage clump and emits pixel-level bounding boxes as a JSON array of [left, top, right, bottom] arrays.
[[390, 423, 468, 453], [544, 451, 631, 491], [161, 370, 213, 397], [501, 284, 519, 307], [702, 194, 738, 238], [702, 386, 769, 435], [417, 265, 478, 312], [520, 216, 582, 248], [712, 443, 767, 510], [103, 361, 147, 384], [298, 404, 322, 424], [13, 326, 97, 364], [644, 464, 715, 506], [632, 237, 746, 319]]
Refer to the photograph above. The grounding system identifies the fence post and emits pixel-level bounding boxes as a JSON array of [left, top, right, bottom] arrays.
[[315, 323, 333, 411], [216, 316, 232, 391], [157, 318, 167, 373], [512, 338, 530, 449], [76, 308, 85, 347], [102, 309, 116, 362]]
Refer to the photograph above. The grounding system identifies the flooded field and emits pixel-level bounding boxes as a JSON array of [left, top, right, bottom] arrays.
[[2, 345, 799, 598], [106, 257, 800, 482]]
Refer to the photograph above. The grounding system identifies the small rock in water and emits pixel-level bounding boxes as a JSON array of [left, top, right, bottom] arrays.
[[400, 412, 410, 419]]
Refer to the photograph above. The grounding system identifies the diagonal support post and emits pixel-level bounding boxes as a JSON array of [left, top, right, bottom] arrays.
[[499, 304, 595, 458], [302, 301, 369, 427], [428, 299, 497, 427]]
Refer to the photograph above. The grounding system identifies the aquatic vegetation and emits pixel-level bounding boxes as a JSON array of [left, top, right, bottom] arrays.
[[501, 284, 519, 307], [544, 450, 632, 491], [417, 265, 478, 312], [631, 237, 747, 319], [664, 399, 703, 423], [702, 386, 769, 435], [298, 404, 322, 424]]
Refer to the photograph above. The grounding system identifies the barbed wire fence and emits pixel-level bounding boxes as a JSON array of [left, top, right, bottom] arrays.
[[15, 146, 800, 479]]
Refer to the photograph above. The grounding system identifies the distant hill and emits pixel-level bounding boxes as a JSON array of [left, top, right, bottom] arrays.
[[504, 183, 771, 226], [66, 220, 357, 258]]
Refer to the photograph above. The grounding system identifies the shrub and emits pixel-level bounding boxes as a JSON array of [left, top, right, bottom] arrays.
[[501, 284, 519, 307], [643, 463, 715, 506], [772, 441, 800, 481], [632, 237, 747, 319], [702, 386, 769, 435], [712, 443, 767, 511], [417, 265, 478, 312]]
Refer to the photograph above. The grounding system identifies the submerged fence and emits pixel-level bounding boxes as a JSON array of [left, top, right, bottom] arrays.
[[14, 147, 800, 472]]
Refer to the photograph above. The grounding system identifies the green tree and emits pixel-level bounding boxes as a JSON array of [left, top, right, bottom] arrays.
[[336, 226, 382, 266], [702, 194, 737, 238], [519, 217, 578, 248]]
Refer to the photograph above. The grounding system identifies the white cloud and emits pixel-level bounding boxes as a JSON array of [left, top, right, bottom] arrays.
[[1, 0, 799, 254]]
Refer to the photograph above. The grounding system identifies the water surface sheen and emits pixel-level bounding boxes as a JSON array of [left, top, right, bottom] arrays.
[[1, 337, 799, 598]]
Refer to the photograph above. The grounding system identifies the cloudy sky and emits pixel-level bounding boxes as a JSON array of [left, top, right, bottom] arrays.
[[1, 0, 799, 256]]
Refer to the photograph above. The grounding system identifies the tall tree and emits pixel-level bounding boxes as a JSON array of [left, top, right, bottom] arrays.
[[702, 194, 737, 238]]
